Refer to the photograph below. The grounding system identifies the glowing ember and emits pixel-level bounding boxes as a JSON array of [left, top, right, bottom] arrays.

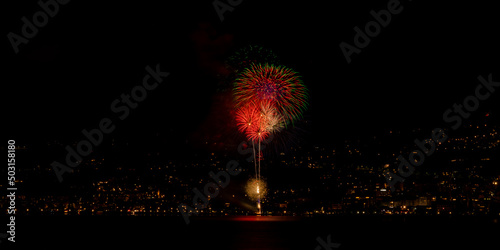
[[245, 178, 267, 201]]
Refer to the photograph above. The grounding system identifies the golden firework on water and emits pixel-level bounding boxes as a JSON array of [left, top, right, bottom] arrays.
[[245, 178, 267, 201]]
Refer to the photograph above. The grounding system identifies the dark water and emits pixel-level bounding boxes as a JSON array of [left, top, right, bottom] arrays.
[[10, 215, 500, 249]]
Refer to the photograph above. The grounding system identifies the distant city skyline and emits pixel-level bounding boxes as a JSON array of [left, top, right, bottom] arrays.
[[3, 116, 498, 218]]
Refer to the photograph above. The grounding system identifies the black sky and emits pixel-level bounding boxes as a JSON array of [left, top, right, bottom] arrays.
[[3, 0, 500, 149]]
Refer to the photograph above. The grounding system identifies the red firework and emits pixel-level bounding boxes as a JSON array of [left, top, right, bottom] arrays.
[[235, 102, 271, 142]]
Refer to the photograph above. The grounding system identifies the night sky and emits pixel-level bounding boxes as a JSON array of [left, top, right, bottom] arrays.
[[3, 3, 500, 249], [3, 0, 500, 150]]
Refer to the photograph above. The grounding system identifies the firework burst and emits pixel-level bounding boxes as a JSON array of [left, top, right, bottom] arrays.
[[259, 100, 285, 134], [235, 103, 268, 143], [235, 101, 285, 143], [226, 45, 280, 73], [233, 63, 308, 126]]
